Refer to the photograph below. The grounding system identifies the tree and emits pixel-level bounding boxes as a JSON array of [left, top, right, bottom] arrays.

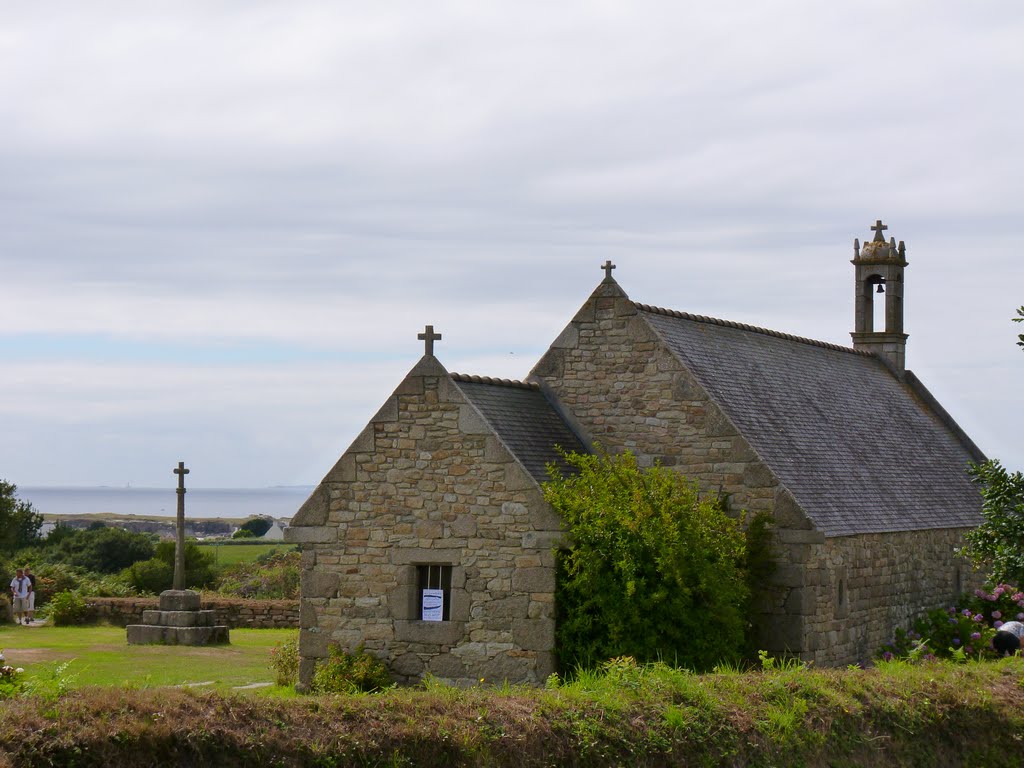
[[49, 526, 156, 573], [956, 306, 1024, 586], [543, 449, 751, 673], [959, 460, 1024, 586], [238, 517, 273, 538], [0, 480, 43, 554]]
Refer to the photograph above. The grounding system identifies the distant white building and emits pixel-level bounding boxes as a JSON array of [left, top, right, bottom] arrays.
[[261, 520, 285, 541]]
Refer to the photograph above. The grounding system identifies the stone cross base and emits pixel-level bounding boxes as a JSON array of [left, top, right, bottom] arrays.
[[126, 589, 230, 646]]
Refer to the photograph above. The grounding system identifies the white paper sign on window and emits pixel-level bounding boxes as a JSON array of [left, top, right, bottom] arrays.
[[421, 589, 444, 621]]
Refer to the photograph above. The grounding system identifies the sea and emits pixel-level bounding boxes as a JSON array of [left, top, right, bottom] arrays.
[[19, 486, 314, 521]]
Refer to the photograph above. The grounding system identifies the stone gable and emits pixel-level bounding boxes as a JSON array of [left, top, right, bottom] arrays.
[[289, 355, 560, 688]]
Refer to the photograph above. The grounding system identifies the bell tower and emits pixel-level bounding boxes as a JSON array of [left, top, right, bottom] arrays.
[[851, 219, 908, 372]]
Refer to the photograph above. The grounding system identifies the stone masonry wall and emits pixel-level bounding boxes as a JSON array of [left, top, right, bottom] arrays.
[[531, 281, 807, 655], [799, 527, 982, 665], [85, 597, 299, 628], [288, 356, 561, 688]]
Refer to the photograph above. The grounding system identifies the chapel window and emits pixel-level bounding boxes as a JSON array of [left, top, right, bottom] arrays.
[[416, 564, 453, 622]]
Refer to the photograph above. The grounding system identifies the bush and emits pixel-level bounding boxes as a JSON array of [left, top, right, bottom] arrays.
[[213, 551, 300, 599], [125, 540, 216, 594], [31, 563, 135, 606], [46, 590, 93, 626], [125, 558, 175, 595], [967, 583, 1024, 627], [0, 658, 25, 699], [544, 449, 751, 673], [310, 645, 392, 694], [43, 526, 156, 574], [876, 588, 1024, 662], [270, 635, 299, 687]]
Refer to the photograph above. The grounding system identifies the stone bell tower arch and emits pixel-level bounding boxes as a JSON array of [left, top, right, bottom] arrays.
[[851, 219, 908, 372]]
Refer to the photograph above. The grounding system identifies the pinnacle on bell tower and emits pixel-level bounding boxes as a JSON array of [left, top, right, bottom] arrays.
[[850, 219, 908, 372]]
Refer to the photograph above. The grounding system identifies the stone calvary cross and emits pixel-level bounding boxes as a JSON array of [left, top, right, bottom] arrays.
[[173, 461, 189, 590]]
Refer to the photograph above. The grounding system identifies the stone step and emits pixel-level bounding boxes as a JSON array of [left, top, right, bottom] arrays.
[[141, 609, 216, 627], [126, 624, 230, 646]]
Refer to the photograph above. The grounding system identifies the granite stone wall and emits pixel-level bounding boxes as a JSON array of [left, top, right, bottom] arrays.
[[287, 356, 561, 689], [799, 527, 982, 665], [86, 597, 299, 628]]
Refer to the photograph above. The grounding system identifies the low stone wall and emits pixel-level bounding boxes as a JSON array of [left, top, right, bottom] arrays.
[[86, 597, 299, 629]]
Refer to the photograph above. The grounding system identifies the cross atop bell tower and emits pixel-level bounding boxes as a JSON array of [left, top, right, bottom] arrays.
[[851, 219, 908, 373]]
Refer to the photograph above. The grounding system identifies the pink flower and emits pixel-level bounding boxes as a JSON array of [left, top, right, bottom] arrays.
[[993, 610, 1002, 619]]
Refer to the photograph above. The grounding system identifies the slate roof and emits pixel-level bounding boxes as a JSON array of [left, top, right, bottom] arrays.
[[637, 304, 983, 537], [451, 374, 586, 484]]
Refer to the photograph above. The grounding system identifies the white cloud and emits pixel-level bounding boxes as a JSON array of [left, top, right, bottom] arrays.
[[1, 1, 1022, 485]]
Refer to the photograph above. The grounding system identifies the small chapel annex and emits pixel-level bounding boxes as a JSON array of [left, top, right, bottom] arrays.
[[286, 221, 984, 688]]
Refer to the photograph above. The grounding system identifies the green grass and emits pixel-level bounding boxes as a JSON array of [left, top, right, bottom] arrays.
[[0, 624, 297, 695], [199, 542, 294, 567]]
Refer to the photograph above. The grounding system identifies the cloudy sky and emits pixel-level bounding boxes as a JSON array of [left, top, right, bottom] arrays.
[[1, 2, 1021, 489]]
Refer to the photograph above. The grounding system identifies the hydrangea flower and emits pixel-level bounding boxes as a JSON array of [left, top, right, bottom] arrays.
[[995, 620, 1004, 629], [993, 610, 1002, 619], [962, 608, 972, 617], [971, 632, 981, 640], [973, 614, 984, 622], [952, 638, 961, 645], [882, 651, 893, 661]]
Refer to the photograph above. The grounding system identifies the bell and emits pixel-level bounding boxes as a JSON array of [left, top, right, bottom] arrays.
[[876, 283, 885, 294]]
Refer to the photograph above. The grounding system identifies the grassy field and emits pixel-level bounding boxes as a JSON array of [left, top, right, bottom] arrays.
[[0, 624, 296, 695], [199, 542, 295, 567]]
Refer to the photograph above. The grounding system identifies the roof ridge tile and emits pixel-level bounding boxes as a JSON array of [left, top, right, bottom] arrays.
[[634, 302, 870, 355], [449, 372, 540, 390]]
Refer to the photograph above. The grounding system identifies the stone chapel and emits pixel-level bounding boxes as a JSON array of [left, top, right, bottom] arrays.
[[286, 221, 984, 688]]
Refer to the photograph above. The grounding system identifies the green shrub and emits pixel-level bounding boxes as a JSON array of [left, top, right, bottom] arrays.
[[32, 563, 135, 605], [270, 635, 299, 687], [47, 526, 155, 573], [544, 449, 751, 673], [0, 660, 25, 699], [125, 558, 174, 594], [213, 551, 300, 599], [46, 590, 93, 626], [125, 540, 216, 594], [310, 645, 392, 694]]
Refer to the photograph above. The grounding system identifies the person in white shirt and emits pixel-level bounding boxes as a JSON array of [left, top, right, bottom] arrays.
[[22, 566, 36, 624], [9, 569, 31, 625], [993, 620, 1024, 656]]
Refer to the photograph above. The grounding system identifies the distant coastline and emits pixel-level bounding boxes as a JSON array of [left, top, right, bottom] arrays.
[[20, 486, 314, 521]]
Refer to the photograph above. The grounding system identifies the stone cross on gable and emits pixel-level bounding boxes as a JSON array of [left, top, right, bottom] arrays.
[[602, 260, 616, 280], [870, 220, 888, 242], [418, 325, 442, 356], [173, 461, 189, 591]]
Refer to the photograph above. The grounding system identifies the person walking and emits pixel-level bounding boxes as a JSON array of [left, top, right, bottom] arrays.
[[22, 566, 36, 625], [9, 569, 31, 625]]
